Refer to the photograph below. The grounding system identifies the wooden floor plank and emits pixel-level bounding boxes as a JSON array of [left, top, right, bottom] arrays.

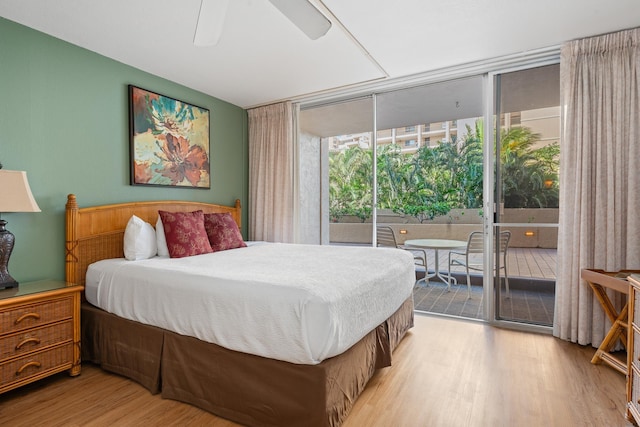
[[0, 314, 631, 427]]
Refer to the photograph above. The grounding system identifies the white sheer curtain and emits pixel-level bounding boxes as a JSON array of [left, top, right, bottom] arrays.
[[247, 101, 297, 243], [554, 28, 640, 345]]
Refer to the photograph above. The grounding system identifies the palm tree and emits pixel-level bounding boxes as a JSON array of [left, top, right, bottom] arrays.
[[456, 123, 484, 208], [499, 127, 559, 208], [329, 146, 373, 222], [327, 120, 559, 224]]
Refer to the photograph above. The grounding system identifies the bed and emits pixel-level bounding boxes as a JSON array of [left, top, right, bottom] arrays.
[[65, 194, 415, 427]]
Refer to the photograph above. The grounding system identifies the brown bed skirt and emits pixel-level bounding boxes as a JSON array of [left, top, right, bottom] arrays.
[[81, 297, 414, 427]]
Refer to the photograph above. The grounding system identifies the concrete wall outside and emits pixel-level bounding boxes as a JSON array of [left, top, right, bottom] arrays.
[[502, 208, 558, 248], [298, 132, 322, 244], [330, 208, 558, 248], [330, 223, 482, 245]]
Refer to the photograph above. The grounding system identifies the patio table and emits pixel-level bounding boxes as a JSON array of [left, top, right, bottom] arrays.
[[404, 239, 466, 288]]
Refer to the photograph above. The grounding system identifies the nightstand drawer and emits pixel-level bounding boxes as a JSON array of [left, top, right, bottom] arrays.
[[0, 321, 73, 362], [0, 343, 74, 389], [0, 296, 73, 335]]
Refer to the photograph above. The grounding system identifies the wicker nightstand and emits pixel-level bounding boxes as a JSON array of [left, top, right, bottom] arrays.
[[0, 280, 83, 394]]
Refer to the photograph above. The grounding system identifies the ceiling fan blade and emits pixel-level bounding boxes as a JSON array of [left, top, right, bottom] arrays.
[[194, 0, 230, 47], [268, 0, 332, 40]]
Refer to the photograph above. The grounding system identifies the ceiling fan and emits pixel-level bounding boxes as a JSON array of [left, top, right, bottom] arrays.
[[194, 0, 332, 46]]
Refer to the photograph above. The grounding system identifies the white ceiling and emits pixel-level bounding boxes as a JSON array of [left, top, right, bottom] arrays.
[[0, 0, 639, 109]]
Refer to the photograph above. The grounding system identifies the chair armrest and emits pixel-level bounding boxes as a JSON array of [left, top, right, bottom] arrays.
[[399, 246, 428, 266], [399, 245, 427, 256]]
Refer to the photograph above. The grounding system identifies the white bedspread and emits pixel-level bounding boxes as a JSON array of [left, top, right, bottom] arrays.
[[85, 242, 415, 365]]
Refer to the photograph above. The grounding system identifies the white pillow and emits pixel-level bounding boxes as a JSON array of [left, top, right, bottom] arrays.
[[123, 215, 157, 260], [156, 216, 169, 257]]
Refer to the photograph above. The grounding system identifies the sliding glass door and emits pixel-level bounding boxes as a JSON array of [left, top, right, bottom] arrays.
[[492, 64, 560, 327], [374, 78, 485, 317], [298, 60, 560, 327]]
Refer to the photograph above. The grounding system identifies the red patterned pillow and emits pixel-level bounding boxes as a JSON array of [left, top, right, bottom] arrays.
[[158, 210, 213, 258], [204, 212, 247, 252]]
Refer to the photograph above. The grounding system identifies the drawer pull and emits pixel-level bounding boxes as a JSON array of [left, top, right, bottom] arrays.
[[15, 337, 41, 350], [14, 312, 41, 325], [16, 361, 42, 376]]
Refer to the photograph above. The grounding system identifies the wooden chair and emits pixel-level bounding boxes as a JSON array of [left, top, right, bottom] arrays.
[[376, 226, 428, 284], [448, 231, 511, 297]]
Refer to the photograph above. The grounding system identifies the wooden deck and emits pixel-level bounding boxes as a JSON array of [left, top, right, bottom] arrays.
[[334, 242, 557, 281], [430, 247, 557, 281], [336, 241, 558, 322], [416, 246, 557, 324]]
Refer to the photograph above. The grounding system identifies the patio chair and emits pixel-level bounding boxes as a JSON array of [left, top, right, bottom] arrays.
[[447, 230, 511, 298], [376, 226, 428, 284]]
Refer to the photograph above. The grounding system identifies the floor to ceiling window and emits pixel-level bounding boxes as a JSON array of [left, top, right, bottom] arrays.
[[374, 77, 485, 318], [298, 59, 560, 328], [299, 97, 373, 245], [491, 64, 560, 327]]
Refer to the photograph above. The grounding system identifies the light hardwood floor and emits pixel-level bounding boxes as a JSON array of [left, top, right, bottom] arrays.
[[0, 314, 633, 427]]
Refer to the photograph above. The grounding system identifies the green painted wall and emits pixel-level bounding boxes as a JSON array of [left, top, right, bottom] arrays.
[[0, 17, 248, 283]]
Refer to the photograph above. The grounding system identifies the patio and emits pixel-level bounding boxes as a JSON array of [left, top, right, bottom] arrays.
[[412, 247, 556, 325], [333, 241, 557, 324], [425, 246, 557, 281]]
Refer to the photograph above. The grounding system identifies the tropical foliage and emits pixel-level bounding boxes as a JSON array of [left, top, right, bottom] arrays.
[[329, 121, 559, 222], [499, 127, 559, 208], [328, 146, 373, 222]]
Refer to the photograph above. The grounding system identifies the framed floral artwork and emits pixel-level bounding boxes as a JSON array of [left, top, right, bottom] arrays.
[[129, 85, 210, 188]]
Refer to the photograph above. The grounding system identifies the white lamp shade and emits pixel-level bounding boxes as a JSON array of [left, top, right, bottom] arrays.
[[0, 170, 41, 213]]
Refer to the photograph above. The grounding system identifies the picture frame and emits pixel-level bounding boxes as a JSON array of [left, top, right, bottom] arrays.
[[129, 85, 210, 188]]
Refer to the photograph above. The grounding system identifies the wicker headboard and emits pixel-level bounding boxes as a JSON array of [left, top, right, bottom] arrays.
[[64, 194, 242, 286]]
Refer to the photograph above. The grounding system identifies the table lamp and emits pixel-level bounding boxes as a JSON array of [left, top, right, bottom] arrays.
[[0, 169, 41, 289]]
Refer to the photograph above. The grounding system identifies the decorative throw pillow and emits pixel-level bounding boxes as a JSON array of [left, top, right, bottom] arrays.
[[158, 210, 213, 258], [123, 215, 157, 260], [204, 212, 247, 252], [155, 216, 170, 257]]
